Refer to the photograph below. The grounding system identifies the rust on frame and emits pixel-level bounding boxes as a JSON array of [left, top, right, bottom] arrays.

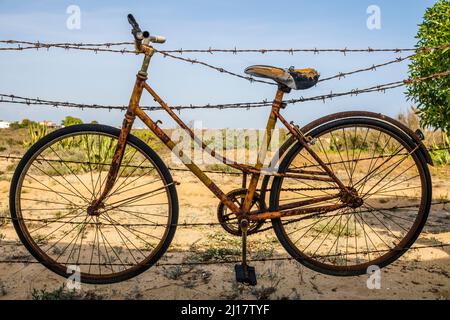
[[91, 76, 146, 209], [241, 88, 285, 214], [94, 46, 356, 222], [248, 203, 348, 221], [274, 108, 348, 191], [143, 82, 248, 172], [134, 106, 242, 214]]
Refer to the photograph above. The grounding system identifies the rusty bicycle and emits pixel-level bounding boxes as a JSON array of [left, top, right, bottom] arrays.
[[9, 14, 432, 285]]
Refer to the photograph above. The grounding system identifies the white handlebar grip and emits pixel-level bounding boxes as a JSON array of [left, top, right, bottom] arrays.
[[150, 35, 166, 44]]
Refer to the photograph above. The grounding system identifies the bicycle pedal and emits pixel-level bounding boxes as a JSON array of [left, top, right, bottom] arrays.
[[235, 264, 257, 286]]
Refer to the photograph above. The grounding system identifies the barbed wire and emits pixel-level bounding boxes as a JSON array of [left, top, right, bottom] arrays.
[[0, 199, 449, 268], [157, 50, 275, 85], [318, 54, 414, 82], [0, 242, 448, 267], [0, 154, 242, 176], [1, 147, 450, 178], [0, 41, 136, 54], [1, 69, 448, 112], [0, 41, 419, 87], [159, 44, 450, 55], [0, 40, 134, 47], [0, 41, 273, 85], [0, 41, 449, 270], [2, 40, 450, 54], [155, 52, 414, 85], [1, 40, 449, 86], [0, 148, 449, 230], [0, 151, 449, 226], [0, 199, 448, 231], [0, 162, 449, 267]]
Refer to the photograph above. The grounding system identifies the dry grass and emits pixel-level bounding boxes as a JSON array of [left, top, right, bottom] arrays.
[[0, 120, 449, 300]]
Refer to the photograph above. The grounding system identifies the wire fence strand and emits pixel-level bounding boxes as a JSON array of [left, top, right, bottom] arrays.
[[2, 40, 450, 54], [1, 69, 448, 112], [0, 243, 449, 267], [1, 40, 449, 86], [0, 40, 449, 268]]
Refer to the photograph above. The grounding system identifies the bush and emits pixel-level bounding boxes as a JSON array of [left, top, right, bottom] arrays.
[[406, 0, 450, 133], [61, 116, 83, 127]]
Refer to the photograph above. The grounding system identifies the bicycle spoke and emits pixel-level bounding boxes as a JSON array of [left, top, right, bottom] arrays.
[[103, 186, 171, 211], [29, 206, 87, 234], [13, 129, 174, 281], [43, 211, 88, 254], [75, 216, 91, 266], [360, 148, 414, 197], [108, 206, 165, 226], [342, 128, 353, 185], [57, 215, 91, 263], [275, 121, 427, 272], [84, 134, 97, 201], [25, 172, 86, 207], [32, 157, 91, 203], [101, 212, 148, 261], [362, 203, 410, 233], [355, 208, 392, 250], [97, 222, 115, 272], [49, 145, 95, 199], [100, 215, 142, 263], [355, 143, 403, 193], [349, 127, 370, 182], [364, 169, 418, 199], [107, 177, 160, 199], [330, 131, 352, 182], [105, 156, 154, 201], [103, 213, 160, 248]]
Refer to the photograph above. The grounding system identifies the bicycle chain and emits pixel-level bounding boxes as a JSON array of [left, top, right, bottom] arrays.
[[280, 186, 340, 192]]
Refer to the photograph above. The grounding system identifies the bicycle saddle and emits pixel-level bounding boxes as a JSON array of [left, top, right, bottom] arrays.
[[244, 65, 319, 90]]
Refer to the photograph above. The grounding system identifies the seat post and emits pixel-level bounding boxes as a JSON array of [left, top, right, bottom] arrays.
[[278, 83, 292, 94], [235, 86, 285, 286], [241, 87, 285, 213]]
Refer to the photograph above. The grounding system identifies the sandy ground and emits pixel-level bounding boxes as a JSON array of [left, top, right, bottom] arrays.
[[0, 157, 449, 300]]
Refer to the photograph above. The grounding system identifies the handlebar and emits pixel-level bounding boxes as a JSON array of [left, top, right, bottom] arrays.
[[148, 35, 166, 44], [127, 14, 141, 34], [127, 13, 166, 48]]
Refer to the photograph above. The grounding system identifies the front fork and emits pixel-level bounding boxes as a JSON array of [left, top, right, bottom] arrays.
[[88, 49, 155, 213]]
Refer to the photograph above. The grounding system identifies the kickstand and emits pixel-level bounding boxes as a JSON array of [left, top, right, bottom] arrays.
[[235, 219, 257, 286]]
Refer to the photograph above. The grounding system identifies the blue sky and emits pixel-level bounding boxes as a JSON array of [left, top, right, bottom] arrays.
[[0, 0, 439, 129]]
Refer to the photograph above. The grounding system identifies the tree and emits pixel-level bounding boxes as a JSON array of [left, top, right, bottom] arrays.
[[61, 116, 83, 127], [406, 0, 450, 134], [9, 121, 21, 130], [20, 118, 33, 127]]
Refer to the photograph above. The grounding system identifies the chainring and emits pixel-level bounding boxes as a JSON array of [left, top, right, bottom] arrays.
[[216, 188, 266, 236]]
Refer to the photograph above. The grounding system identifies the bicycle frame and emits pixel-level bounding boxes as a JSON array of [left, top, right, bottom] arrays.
[[92, 45, 350, 221]]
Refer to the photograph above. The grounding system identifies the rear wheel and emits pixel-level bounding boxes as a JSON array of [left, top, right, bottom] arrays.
[[10, 124, 178, 284], [270, 117, 432, 276]]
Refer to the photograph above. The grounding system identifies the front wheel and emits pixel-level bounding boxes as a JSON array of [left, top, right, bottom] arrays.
[[10, 124, 179, 284], [270, 117, 432, 276]]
